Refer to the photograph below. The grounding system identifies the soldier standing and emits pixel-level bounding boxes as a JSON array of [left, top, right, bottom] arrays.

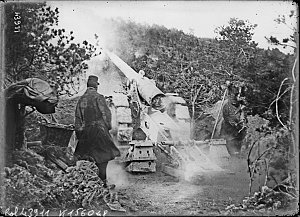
[[220, 83, 247, 156], [74, 75, 120, 188]]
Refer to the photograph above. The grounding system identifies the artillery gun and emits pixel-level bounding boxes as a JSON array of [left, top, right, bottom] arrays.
[[104, 51, 226, 179]]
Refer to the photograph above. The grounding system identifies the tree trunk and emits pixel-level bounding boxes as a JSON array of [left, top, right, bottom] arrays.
[[190, 102, 195, 140], [15, 104, 26, 149]]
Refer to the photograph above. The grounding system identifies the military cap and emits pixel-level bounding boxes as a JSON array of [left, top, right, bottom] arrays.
[[87, 75, 99, 87]]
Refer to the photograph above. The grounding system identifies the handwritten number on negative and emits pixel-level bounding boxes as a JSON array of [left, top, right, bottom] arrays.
[[14, 12, 21, 33]]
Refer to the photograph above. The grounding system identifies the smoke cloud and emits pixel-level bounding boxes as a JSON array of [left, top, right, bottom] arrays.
[[107, 160, 129, 187]]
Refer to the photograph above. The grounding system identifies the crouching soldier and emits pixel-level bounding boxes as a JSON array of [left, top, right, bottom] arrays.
[[74, 75, 120, 188], [220, 83, 247, 156]]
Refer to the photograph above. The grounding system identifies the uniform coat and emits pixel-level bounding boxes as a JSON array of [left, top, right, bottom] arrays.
[[220, 97, 247, 155], [74, 87, 120, 163]]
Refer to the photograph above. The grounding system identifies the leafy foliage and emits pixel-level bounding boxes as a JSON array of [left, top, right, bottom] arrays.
[[4, 3, 99, 96], [247, 128, 293, 186], [224, 184, 297, 215], [246, 49, 293, 126], [99, 18, 294, 128], [4, 149, 122, 210], [223, 117, 297, 214], [99, 18, 297, 207], [214, 18, 258, 79], [265, 10, 297, 51], [4, 149, 58, 209], [53, 160, 113, 208], [4, 165, 56, 209]]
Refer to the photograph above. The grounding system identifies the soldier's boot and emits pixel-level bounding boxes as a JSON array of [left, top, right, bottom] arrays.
[[226, 138, 241, 157], [103, 179, 116, 190]]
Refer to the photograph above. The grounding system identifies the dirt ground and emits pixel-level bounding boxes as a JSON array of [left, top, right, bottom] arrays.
[[102, 155, 294, 216], [22, 97, 296, 216]]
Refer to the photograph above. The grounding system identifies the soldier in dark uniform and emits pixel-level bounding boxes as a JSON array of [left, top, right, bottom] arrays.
[[220, 83, 247, 156], [75, 75, 120, 188]]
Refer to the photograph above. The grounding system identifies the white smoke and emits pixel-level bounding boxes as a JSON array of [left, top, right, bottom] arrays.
[[107, 160, 129, 187], [174, 144, 225, 183]]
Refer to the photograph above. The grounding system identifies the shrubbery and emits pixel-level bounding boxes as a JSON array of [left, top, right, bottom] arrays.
[[4, 150, 121, 210]]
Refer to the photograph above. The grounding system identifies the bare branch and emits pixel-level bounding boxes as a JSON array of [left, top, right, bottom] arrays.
[[192, 84, 203, 104], [276, 187, 297, 199], [291, 57, 297, 83], [238, 47, 246, 58], [247, 139, 260, 172], [264, 158, 269, 186], [275, 78, 289, 129], [268, 86, 292, 110], [195, 111, 204, 121], [256, 146, 275, 165], [179, 71, 191, 89], [288, 57, 298, 125]]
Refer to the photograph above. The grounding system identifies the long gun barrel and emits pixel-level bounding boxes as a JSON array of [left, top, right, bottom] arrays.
[[104, 50, 165, 105]]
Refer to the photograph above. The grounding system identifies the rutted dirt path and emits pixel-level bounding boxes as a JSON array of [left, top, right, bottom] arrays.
[[106, 156, 259, 216]]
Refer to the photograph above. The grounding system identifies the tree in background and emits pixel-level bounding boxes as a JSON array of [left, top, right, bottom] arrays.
[[95, 17, 295, 139], [267, 9, 298, 187], [214, 18, 258, 80], [4, 2, 99, 96], [214, 18, 258, 113], [128, 26, 224, 138], [266, 10, 297, 53], [215, 17, 295, 128], [265, 9, 297, 129], [4, 2, 100, 153], [247, 48, 292, 125]]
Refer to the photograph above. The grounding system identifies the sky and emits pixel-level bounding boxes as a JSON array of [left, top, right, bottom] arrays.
[[48, 1, 298, 54]]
